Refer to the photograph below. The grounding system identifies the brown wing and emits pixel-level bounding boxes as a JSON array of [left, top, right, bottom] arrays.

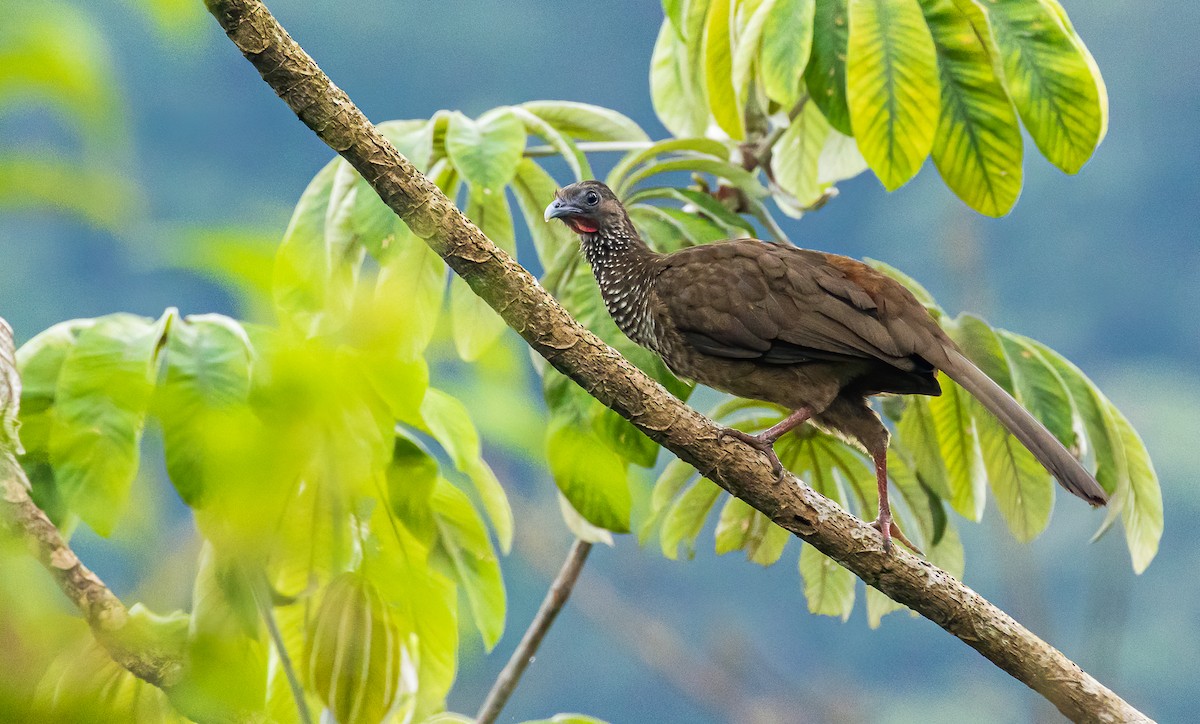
[[655, 240, 954, 374]]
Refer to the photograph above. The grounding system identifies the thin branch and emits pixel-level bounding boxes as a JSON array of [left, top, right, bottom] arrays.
[[476, 539, 592, 724], [201, 2, 1150, 720], [525, 141, 652, 158], [0, 319, 183, 688]]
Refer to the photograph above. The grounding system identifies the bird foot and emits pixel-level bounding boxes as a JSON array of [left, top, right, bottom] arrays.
[[717, 428, 786, 482], [870, 515, 923, 556]]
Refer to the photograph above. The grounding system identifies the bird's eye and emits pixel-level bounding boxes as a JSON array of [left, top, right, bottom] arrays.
[[585, 191, 600, 206]]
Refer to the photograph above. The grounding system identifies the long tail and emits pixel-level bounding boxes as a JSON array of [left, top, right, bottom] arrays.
[[940, 348, 1108, 506]]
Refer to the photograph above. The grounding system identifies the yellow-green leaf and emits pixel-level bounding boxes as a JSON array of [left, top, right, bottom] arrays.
[[975, 403, 1052, 542], [444, 108, 526, 190], [919, 0, 1023, 216], [1110, 407, 1162, 574], [804, 0, 852, 134], [970, 0, 1105, 174], [927, 379, 986, 520], [547, 415, 632, 533], [771, 101, 834, 207], [846, 0, 940, 190], [799, 544, 855, 619], [49, 312, 172, 536], [650, 20, 710, 138], [760, 0, 817, 108], [703, 0, 746, 139]]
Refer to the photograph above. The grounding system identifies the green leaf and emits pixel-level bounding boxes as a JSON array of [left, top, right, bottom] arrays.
[[511, 158, 576, 264], [432, 479, 506, 650], [378, 118, 437, 170], [170, 546, 267, 723], [157, 314, 253, 508], [618, 156, 767, 200], [896, 396, 953, 503], [49, 312, 172, 536], [374, 219, 446, 360], [772, 101, 834, 207], [388, 431, 441, 545], [761, 0, 817, 107], [511, 106, 590, 182], [420, 388, 515, 554], [15, 319, 95, 450], [919, 0, 1022, 216], [975, 404, 1051, 542], [731, 0, 775, 111], [642, 456, 697, 543], [799, 543, 856, 619], [650, 20, 711, 138], [927, 379, 987, 520], [998, 331, 1077, 450], [846, 0, 940, 190], [625, 186, 756, 236], [558, 493, 615, 546], [444, 108, 527, 190], [520, 715, 612, 724], [546, 415, 632, 533], [274, 161, 362, 335], [607, 137, 730, 194], [660, 479, 722, 559], [450, 186, 514, 361], [1110, 407, 1162, 574], [805, 0, 852, 134], [518, 100, 649, 142], [971, 0, 1105, 174], [703, 0, 745, 139]]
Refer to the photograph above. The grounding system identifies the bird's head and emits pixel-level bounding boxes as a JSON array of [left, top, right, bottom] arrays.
[[543, 180, 627, 237]]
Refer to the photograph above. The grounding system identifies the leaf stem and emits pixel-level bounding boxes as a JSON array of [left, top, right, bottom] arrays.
[[475, 539, 593, 724]]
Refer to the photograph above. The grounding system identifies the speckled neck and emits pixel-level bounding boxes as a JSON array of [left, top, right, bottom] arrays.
[[580, 217, 662, 348]]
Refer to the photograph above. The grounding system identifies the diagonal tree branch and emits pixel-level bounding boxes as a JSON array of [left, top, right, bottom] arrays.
[[201, 2, 1149, 721], [0, 319, 183, 689]]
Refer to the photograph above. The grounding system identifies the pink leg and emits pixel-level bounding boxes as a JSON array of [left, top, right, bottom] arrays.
[[868, 447, 921, 554], [718, 407, 812, 480]]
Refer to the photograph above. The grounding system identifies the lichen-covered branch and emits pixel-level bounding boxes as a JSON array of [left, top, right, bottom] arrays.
[[201, 2, 1148, 720], [0, 319, 183, 689]]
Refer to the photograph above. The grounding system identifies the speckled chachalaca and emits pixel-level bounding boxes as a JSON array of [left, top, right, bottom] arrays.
[[545, 180, 1107, 552]]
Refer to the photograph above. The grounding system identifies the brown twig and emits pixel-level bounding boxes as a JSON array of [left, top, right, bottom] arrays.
[[201, 2, 1149, 720], [476, 539, 593, 724]]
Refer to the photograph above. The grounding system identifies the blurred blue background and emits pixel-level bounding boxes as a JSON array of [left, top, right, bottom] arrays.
[[2, 1, 1197, 721]]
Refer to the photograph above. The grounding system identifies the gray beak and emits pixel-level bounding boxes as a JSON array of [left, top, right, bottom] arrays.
[[544, 198, 582, 222]]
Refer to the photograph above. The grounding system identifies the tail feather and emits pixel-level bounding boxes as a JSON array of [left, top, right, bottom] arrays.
[[940, 348, 1108, 506]]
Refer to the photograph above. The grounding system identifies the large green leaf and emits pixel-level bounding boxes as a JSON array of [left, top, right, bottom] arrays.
[[444, 108, 526, 190], [760, 0, 816, 108], [846, 0, 940, 191], [703, 0, 746, 139], [660, 478, 723, 559], [518, 101, 649, 142], [970, 0, 1105, 174], [546, 415, 632, 533], [274, 160, 362, 336], [975, 404, 1051, 542], [804, 0, 852, 134], [388, 431, 441, 545], [374, 219, 446, 361], [606, 137, 731, 193], [1110, 407, 1162, 574], [650, 20, 710, 138], [431, 479, 506, 650], [419, 388, 514, 554], [927, 380, 986, 520], [157, 314, 253, 508], [511, 158, 575, 264], [511, 106, 590, 182], [798, 543, 856, 619], [450, 186, 514, 361], [772, 101, 834, 208], [998, 331, 1076, 450], [49, 312, 172, 535], [919, 0, 1022, 216]]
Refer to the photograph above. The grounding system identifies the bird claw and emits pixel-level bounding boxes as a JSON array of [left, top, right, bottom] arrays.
[[870, 515, 923, 556], [717, 427, 787, 482]]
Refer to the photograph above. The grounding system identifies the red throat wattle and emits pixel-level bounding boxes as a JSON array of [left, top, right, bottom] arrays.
[[567, 218, 598, 234]]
